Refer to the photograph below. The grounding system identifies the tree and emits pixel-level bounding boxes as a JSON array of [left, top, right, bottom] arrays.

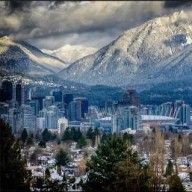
[[165, 159, 174, 177], [77, 136, 87, 149], [86, 127, 95, 146], [74, 128, 82, 142], [45, 168, 51, 180], [62, 127, 73, 141], [168, 174, 186, 192], [83, 134, 150, 192], [148, 128, 165, 191], [38, 140, 46, 148], [0, 118, 31, 191], [94, 127, 101, 147], [21, 128, 28, 144], [26, 133, 34, 146], [56, 149, 70, 166], [41, 128, 52, 142], [171, 136, 182, 174]]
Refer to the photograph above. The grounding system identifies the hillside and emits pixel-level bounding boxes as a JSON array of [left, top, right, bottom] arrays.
[[58, 10, 192, 87]]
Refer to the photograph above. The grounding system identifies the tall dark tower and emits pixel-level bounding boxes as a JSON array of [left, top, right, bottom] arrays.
[[1, 80, 13, 101], [16, 83, 22, 106]]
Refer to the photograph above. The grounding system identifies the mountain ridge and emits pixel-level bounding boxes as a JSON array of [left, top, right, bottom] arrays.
[[58, 10, 192, 87]]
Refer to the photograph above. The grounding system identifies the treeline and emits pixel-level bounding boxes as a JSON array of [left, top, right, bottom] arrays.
[[1, 118, 188, 192], [20, 126, 101, 149]]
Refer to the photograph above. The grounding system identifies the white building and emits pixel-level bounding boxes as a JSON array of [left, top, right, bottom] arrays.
[[36, 117, 46, 131], [58, 117, 68, 136]]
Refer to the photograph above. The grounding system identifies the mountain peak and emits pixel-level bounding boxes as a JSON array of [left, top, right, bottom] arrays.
[[58, 10, 192, 87]]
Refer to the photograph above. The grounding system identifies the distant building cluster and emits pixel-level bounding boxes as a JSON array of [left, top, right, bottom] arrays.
[[0, 80, 192, 136]]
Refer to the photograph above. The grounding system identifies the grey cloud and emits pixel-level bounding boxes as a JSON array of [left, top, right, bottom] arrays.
[[0, 1, 190, 49]]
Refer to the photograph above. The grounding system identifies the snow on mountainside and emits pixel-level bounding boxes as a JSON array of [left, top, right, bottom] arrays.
[[58, 10, 192, 87], [42, 45, 97, 64], [0, 36, 67, 76]]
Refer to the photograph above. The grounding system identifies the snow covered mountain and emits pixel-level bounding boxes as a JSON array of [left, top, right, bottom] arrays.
[[58, 10, 192, 87], [0, 36, 67, 77], [42, 45, 97, 64]]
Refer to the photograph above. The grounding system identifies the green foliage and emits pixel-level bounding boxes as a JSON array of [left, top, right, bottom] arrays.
[[122, 133, 134, 145], [168, 174, 186, 192], [26, 133, 34, 146], [62, 127, 83, 143], [62, 127, 73, 141], [21, 128, 28, 144], [83, 134, 150, 192], [38, 140, 46, 148], [32, 177, 68, 192], [86, 127, 95, 146], [165, 159, 174, 177], [41, 128, 55, 142], [77, 136, 87, 148], [56, 149, 70, 166], [0, 118, 31, 191]]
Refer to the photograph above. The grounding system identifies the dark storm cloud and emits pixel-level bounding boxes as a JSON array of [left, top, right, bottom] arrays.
[[0, 1, 190, 49], [164, 1, 192, 8]]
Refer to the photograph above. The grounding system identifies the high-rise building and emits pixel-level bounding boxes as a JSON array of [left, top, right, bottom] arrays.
[[68, 100, 82, 121], [28, 100, 39, 116], [175, 102, 191, 126], [16, 83, 22, 106], [1, 80, 13, 101], [43, 96, 54, 109], [21, 104, 36, 132], [112, 106, 141, 133], [8, 108, 21, 133], [36, 117, 46, 131], [63, 94, 73, 106], [47, 110, 57, 129], [32, 96, 45, 110], [74, 97, 88, 118], [52, 89, 63, 102], [58, 117, 68, 136]]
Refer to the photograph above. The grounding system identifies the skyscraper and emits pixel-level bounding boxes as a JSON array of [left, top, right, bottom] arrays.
[[52, 89, 63, 102], [21, 104, 36, 132], [16, 83, 22, 106], [68, 100, 82, 121], [63, 93, 73, 106], [74, 97, 88, 118], [43, 96, 54, 109], [1, 80, 13, 101]]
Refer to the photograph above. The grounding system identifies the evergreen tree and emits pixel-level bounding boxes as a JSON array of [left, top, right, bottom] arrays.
[[0, 119, 31, 191], [21, 128, 28, 144], [168, 174, 186, 192], [74, 128, 82, 142], [41, 128, 52, 142], [56, 149, 70, 166], [77, 135, 87, 148], [165, 159, 174, 177], [26, 133, 34, 146], [86, 127, 95, 146], [62, 127, 73, 141], [45, 168, 51, 180], [83, 134, 150, 192], [38, 140, 46, 148]]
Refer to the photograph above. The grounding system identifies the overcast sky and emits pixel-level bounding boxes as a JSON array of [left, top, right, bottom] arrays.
[[0, 1, 191, 50]]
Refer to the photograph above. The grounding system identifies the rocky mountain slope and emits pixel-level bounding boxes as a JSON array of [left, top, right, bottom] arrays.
[[0, 36, 67, 77], [42, 45, 97, 64], [58, 10, 192, 87]]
